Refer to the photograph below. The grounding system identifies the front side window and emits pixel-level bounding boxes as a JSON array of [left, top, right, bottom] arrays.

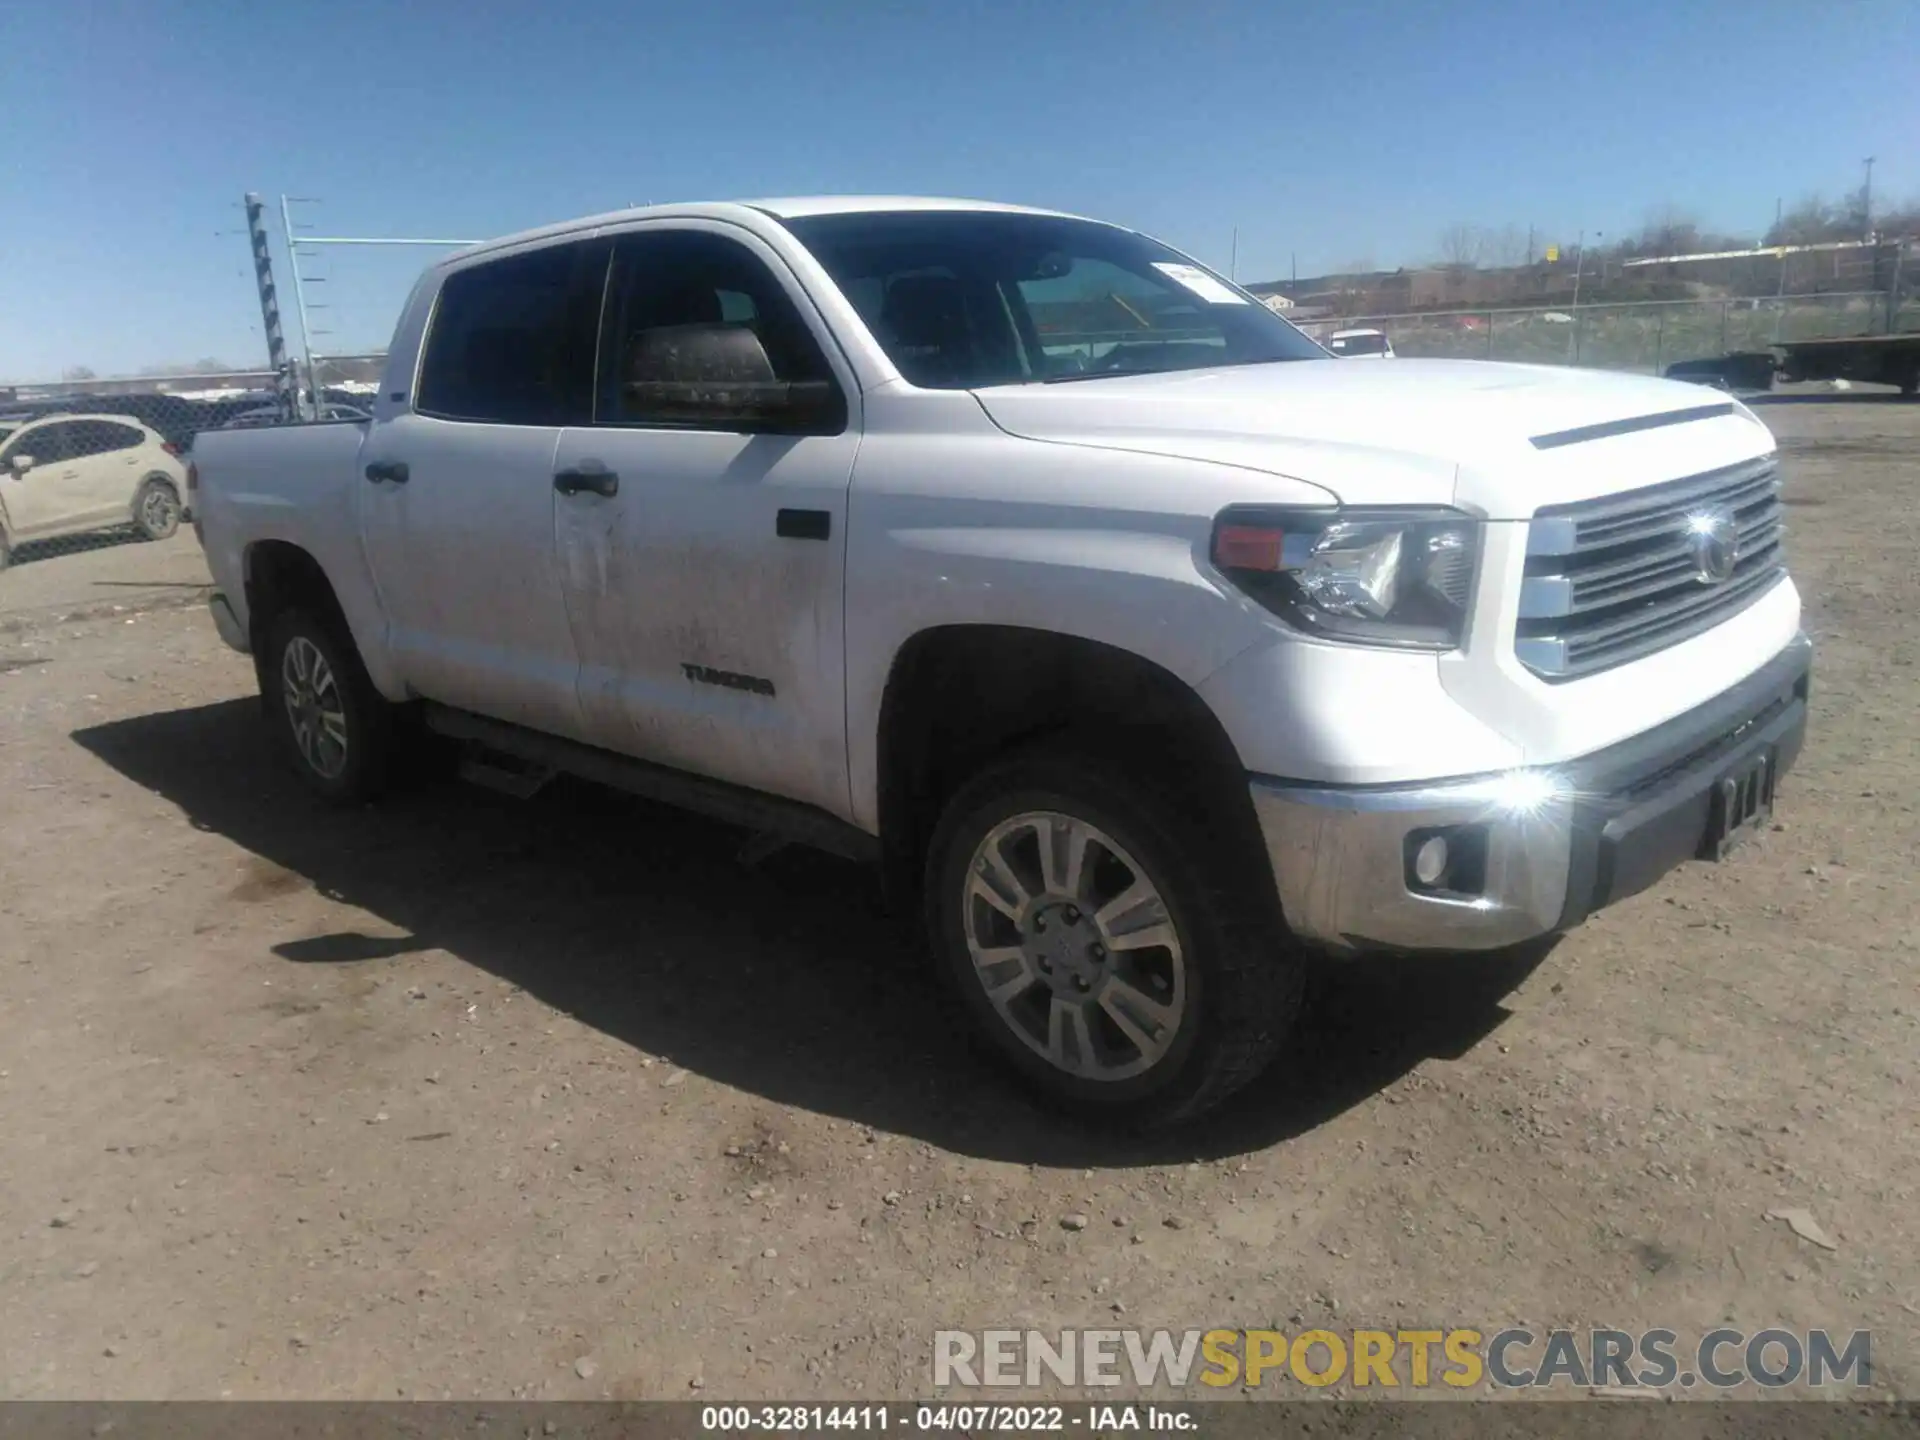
[[782, 210, 1327, 388], [7, 421, 69, 465], [416, 240, 607, 426], [596, 229, 841, 430]]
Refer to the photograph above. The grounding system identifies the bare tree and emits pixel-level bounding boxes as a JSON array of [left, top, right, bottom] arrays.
[[1637, 203, 1701, 257], [1768, 195, 1841, 246], [1877, 197, 1920, 238], [1483, 223, 1528, 268], [61, 365, 96, 382], [1843, 183, 1873, 239], [1437, 223, 1482, 269]]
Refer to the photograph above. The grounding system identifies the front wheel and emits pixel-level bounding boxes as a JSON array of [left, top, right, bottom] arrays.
[[924, 748, 1303, 1128], [133, 478, 181, 540], [262, 608, 397, 803]]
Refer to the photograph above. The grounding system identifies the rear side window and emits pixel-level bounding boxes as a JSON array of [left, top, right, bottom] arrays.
[[67, 420, 145, 457], [416, 240, 608, 425]]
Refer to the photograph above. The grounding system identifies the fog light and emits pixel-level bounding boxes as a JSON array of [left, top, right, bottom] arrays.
[[1413, 835, 1450, 886]]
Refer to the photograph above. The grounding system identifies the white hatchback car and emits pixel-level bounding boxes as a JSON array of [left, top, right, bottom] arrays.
[[1326, 327, 1395, 359], [0, 413, 189, 569]]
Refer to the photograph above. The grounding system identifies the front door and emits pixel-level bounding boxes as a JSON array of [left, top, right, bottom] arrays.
[[0, 420, 74, 536], [550, 223, 860, 817], [358, 236, 609, 741]]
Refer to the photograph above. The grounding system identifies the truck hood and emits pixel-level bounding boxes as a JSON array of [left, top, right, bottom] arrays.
[[972, 358, 1773, 518]]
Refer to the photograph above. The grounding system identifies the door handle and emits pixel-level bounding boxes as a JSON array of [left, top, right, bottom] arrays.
[[554, 465, 619, 498], [365, 461, 409, 484], [776, 508, 831, 541]]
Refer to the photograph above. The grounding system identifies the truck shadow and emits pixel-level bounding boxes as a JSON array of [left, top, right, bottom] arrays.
[[71, 700, 1549, 1167]]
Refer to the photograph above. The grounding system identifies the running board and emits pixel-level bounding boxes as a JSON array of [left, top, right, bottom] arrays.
[[421, 704, 878, 865], [457, 750, 554, 800]]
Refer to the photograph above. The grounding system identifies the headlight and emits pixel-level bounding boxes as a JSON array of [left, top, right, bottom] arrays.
[[1210, 506, 1480, 649]]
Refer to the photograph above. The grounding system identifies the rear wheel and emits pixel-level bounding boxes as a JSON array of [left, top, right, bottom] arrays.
[[133, 478, 181, 540], [262, 608, 398, 803], [925, 746, 1302, 1128]]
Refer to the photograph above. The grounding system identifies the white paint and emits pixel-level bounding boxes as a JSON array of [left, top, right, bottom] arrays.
[[191, 197, 1802, 887]]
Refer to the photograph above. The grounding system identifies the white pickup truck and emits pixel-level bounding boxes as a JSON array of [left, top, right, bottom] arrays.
[[190, 197, 1810, 1127]]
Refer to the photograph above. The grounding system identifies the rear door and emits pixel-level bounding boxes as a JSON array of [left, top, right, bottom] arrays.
[[66, 419, 152, 525], [548, 222, 860, 814], [358, 236, 610, 740]]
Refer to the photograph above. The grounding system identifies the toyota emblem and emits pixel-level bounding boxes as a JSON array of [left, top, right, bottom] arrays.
[[1685, 507, 1739, 585]]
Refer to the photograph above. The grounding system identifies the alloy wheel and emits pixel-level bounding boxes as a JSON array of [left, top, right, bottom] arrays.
[[962, 810, 1187, 1081], [280, 636, 349, 780]]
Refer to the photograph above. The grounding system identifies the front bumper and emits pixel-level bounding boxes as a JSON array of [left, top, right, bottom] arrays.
[[1250, 634, 1812, 952]]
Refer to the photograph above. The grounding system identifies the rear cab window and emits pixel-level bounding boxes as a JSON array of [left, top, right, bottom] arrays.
[[415, 240, 609, 426]]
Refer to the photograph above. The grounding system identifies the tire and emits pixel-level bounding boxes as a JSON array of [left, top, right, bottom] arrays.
[[261, 607, 398, 803], [0, 528, 10, 572], [133, 477, 181, 541], [924, 744, 1303, 1129]]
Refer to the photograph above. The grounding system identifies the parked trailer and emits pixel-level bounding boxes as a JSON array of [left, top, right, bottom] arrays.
[[1773, 332, 1920, 395], [1667, 333, 1920, 396]]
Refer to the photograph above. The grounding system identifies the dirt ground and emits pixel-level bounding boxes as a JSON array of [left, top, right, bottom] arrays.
[[1, 391, 1916, 1403]]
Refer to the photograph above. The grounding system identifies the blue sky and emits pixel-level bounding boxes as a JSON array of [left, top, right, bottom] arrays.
[[3, 0, 1915, 380]]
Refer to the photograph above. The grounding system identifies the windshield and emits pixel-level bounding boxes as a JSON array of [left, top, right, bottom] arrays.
[[1329, 331, 1389, 355], [782, 210, 1328, 388]]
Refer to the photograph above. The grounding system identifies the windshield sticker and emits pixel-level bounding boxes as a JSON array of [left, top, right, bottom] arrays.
[[1152, 263, 1248, 305]]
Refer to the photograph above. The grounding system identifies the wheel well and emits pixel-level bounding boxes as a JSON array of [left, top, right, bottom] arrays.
[[244, 541, 349, 667], [875, 625, 1266, 905]]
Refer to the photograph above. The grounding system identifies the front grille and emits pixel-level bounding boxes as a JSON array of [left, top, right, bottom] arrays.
[[1515, 457, 1786, 681]]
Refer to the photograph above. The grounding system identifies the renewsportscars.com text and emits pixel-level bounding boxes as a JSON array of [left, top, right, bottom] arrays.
[[933, 1327, 1873, 1391]]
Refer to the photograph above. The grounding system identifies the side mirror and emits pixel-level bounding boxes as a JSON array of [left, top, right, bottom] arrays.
[[8, 454, 35, 474], [621, 323, 843, 433]]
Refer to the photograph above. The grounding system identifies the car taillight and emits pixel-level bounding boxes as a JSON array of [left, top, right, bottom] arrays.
[[163, 441, 183, 458]]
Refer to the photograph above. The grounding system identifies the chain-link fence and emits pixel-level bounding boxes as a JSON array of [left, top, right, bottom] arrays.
[[0, 381, 314, 622], [1293, 291, 1920, 374], [0, 392, 213, 616], [0, 358, 400, 618]]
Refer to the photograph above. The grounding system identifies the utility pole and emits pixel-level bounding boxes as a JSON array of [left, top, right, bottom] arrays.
[[1570, 231, 1601, 364], [1888, 239, 1906, 335], [1230, 227, 1238, 282], [242, 193, 296, 420], [281, 196, 320, 419], [1862, 156, 1876, 238]]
